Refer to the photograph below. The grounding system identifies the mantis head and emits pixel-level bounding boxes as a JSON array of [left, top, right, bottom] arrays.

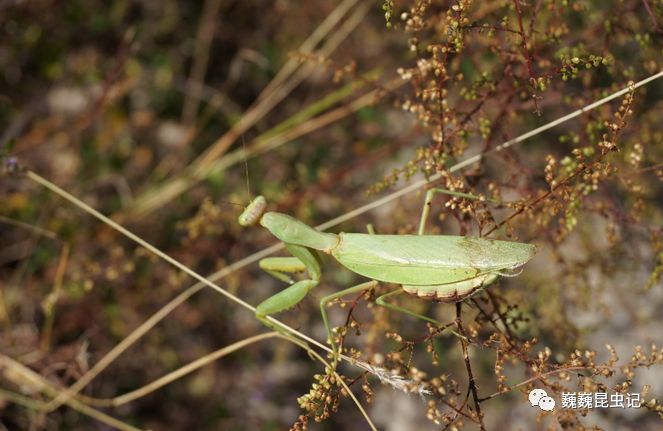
[[238, 195, 267, 226]]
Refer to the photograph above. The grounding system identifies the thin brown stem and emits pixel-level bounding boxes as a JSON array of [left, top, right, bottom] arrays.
[[40, 243, 70, 353], [642, 0, 661, 32], [477, 363, 640, 403], [181, 0, 224, 125], [512, 0, 539, 113], [455, 302, 486, 431]]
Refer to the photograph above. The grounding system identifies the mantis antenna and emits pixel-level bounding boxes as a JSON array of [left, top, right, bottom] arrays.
[[241, 133, 252, 201]]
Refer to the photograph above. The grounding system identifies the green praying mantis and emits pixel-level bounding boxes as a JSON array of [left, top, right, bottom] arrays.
[[238, 188, 536, 363]]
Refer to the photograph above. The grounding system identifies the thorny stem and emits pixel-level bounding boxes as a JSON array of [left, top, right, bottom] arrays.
[[465, 23, 524, 36], [436, 388, 476, 431], [455, 302, 486, 431], [436, 49, 450, 145], [338, 290, 369, 351], [471, 292, 583, 405]]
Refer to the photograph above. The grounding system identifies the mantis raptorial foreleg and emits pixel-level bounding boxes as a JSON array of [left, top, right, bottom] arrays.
[[257, 255, 378, 365], [259, 257, 307, 283], [254, 243, 321, 333]]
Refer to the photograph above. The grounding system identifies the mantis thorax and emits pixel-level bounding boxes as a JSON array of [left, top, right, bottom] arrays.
[[238, 196, 339, 252], [260, 212, 338, 252]]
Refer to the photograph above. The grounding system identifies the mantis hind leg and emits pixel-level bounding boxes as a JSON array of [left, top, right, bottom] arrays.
[[375, 289, 466, 340], [418, 187, 501, 235], [320, 280, 378, 366]]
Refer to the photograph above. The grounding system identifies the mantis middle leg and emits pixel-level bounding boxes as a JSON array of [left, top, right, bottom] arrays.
[[373, 189, 479, 337], [319, 280, 378, 366], [375, 289, 466, 340]]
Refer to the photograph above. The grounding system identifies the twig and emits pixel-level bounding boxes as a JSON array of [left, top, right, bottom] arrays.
[[76, 28, 136, 132], [0, 215, 58, 240], [642, 0, 661, 32], [39, 243, 70, 353], [512, 0, 539, 113], [477, 364, 632, 402], [81, 333, 281, 407], [455, 302, 486, 430], [0, 354, 144, 431], [289, 336, 378, 431], [181, 0, 224, 125]]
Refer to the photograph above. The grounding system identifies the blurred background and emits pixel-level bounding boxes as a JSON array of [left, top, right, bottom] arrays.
[[1, 1, 662, 430]]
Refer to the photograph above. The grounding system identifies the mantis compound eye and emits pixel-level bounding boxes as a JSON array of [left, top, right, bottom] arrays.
[[238, 195, 267, 226]]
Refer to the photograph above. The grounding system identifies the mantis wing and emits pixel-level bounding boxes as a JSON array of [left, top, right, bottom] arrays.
[[332, 234, 535, 285]]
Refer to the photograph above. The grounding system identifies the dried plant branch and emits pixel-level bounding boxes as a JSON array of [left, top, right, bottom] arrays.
[[0, 354, 144, 431], [39, 242, 70, 353], [455, 302, 486, 430], [80, 332, 281, 407], [181, 0, 224, 125]]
